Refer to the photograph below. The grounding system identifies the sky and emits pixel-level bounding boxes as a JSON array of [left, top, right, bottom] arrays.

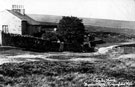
[[0, 0, 135, 21]]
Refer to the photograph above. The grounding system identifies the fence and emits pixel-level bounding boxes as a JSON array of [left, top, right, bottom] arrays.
[[2, 32, 60, 52]]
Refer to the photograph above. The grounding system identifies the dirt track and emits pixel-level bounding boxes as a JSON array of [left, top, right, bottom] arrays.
[[0, 46, 103, 64], [0, 41, 135, 65]]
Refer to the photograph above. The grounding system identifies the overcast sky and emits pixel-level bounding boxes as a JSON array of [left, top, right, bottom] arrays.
[[0, 0, 135, 21]]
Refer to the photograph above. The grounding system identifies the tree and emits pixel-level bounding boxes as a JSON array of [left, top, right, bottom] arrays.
[[57, 16, 85, 44]]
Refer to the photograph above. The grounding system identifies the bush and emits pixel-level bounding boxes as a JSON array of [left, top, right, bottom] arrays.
[[57, 16, 85, 44], [42, 32, 58, 41]]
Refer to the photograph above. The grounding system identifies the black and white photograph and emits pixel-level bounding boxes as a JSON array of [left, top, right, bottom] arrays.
[[0, 0, 135, 86]]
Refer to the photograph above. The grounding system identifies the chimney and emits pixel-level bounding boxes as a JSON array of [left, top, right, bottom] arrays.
[[12, 5, 25, 15]]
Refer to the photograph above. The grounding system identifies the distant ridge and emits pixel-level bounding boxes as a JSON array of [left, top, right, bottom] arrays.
[[82, 18, 135, 29], [28, 14, 135, 30]]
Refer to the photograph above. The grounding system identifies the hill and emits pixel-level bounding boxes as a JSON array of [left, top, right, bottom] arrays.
[[85, 25, 135, 35], [28, 14, 135, 35]]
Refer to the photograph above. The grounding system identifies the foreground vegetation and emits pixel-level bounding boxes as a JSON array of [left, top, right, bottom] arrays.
[[0, 57, 134, 87], [0, 43, 135, 87]]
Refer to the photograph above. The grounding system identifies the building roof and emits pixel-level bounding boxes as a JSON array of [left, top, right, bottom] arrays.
[[27, 14, 62, 23], [7, 10, 57, 26]]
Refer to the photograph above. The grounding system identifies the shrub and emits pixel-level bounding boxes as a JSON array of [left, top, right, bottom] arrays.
[[57, 16, 85, 44]]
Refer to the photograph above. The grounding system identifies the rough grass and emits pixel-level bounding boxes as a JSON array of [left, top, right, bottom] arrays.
[[0, 58, 134, 87]]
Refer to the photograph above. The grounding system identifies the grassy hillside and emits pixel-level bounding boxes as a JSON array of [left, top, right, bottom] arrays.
[[28, 14, 135, 34], [28, 14, 135, 44], [85, 25, 135, 35], [85, 25, 135, 44]]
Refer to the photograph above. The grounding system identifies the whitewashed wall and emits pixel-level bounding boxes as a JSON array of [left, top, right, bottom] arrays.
[[0, 10, 22, 34]]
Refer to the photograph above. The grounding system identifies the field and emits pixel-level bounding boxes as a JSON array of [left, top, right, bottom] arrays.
[[0, 44, 134, 87]]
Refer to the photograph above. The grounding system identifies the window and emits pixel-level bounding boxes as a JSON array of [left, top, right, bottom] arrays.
[[2, 25, 8, 33]]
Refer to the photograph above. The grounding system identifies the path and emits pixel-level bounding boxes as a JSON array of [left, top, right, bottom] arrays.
[[0, 41, 135, 65]]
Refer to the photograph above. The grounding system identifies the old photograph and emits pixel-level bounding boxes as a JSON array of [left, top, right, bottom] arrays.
[[0, 0, 135, 86]]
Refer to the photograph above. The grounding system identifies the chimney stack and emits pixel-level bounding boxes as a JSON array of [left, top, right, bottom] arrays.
[[12, 5, 25, 15]]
